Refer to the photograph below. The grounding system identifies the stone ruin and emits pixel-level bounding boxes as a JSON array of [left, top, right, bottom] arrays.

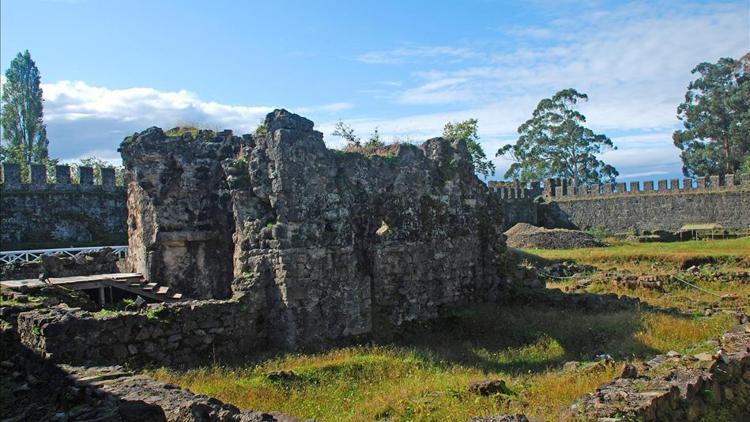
[[119, 109, 507, 350], [5, 109, 748, 421]]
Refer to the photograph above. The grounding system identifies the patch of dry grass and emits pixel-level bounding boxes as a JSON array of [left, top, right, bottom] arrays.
[[149, 304, 733, 421], [526, 237, 748, 268], [148, 240, 744, 421], [538, 238, 750, 313]]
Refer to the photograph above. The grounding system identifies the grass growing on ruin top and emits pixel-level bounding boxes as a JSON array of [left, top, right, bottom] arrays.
[[148, 303, 733, 421]]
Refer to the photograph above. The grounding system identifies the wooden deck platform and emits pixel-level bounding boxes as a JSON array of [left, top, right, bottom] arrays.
[[1, 273, 184, 304]]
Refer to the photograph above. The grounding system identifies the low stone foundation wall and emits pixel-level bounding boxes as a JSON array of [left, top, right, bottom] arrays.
[[17, 296, 267, 367], [566, 326, 750, 421], [60, 365, 297, 421]]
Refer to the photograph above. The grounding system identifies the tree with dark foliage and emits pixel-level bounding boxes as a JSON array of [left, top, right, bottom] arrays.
[[1, 51, 50, 178], [673, 54, 750, 177], [498, 89, 618, 185]]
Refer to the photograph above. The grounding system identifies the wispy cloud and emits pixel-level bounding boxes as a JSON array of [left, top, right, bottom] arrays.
[[384, 3, 747, 117], [349, 1, 747, 178], [357, 45, 483, 64], [297, 102, 354, 113]]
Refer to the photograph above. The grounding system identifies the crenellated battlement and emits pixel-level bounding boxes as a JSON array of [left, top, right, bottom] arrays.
[[0, 163, 124, 192], [1, 162, 127, 249], [490, 174, 749, 232], [488, 180, 543, 202], [539, 173, 749, 200], [491, 174, 750, 202]]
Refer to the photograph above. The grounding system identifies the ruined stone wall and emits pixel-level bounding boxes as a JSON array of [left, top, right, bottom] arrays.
[[566, 328, 750, 421], [122, 110, 508, 349], [17, 295, 267, 367], [0, 163, 127, 249], [538, 176, 750, 232], [119, 130, 240, 299]]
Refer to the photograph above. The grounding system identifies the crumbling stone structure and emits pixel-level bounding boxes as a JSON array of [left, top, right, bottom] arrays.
[[119, 109, 507, 349], [17, 299, 266, 367], [565, 328, 750, 421], [2, 158, 747, 252]]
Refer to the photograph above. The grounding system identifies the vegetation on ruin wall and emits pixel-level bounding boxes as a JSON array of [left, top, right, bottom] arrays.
[[150, 305, 732, 421]]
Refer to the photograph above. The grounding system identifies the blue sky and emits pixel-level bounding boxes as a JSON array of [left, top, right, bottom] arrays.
[[1, 0, 748, 181]]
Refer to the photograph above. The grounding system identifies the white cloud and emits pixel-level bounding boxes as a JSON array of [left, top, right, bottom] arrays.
[[43, 81, 274, 130], [38, 80, 351, 162]]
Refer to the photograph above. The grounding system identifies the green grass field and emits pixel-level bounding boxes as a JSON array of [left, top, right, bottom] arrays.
[[525, 237, 749, 265], [534, 237, 750, 314], [149, 238, 747, 421]]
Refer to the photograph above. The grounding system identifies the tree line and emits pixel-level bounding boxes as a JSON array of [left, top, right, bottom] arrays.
[[2, 51, 748, 186], [334, 54, 749, 185]]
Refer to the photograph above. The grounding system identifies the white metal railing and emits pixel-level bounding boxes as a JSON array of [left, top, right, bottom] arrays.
[[0, 246, 128, 265]]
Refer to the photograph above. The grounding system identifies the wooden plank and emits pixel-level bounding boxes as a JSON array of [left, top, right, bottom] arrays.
[[0, 272, 182, 303], [1, 273, 144, 290], [99, 280, 166, 302]]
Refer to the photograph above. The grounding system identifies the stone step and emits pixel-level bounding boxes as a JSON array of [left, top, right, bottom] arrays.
[[171, 293, 183, 300], [142, 282, 158, 292], [156, 286, 170, 295], [72, 371, 133, 387]]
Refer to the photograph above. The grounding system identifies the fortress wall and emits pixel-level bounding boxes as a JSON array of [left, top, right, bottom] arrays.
[[0, 163, 127, 249], [538, 176, 750, 232], [488, 181, 541, 228], [119, 129, 239, 299]]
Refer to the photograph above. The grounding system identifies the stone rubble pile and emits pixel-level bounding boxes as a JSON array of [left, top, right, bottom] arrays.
[[565, 325, 750, 421], [503, 223, 603, 249]]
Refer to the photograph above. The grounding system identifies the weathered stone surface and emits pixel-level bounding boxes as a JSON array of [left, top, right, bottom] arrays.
[[468, 379, 511, 396], [120, 109, 508, 349], [564, 325, 750, 421], [0, 333, 297, 422], [61, 366, 298, 421], [0, 164, 127, 249], [17, 297, 267, 367], [618, 362, 639, 379], [539, 188, 750, 232], [504, 223, 602, 249], [119, 127, 239, 299]]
